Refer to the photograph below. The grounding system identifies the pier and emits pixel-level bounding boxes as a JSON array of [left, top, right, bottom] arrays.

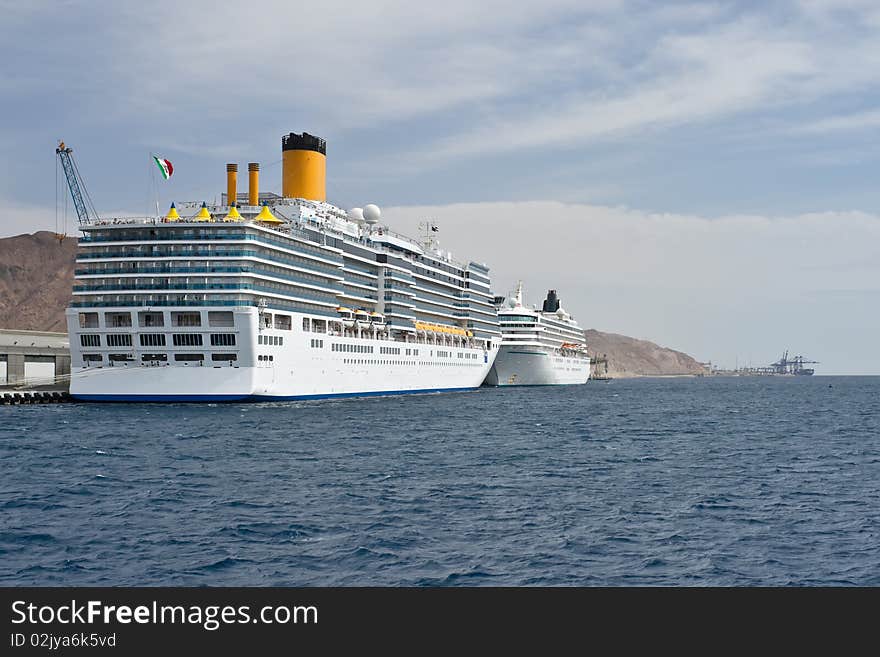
[[0, 329, 70, 386], [0, 329, 71, 402], [1, 390, 72, 404]]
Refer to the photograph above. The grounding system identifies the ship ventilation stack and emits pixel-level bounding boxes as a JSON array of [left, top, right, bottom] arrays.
[[165, 202, 180, 222], [282, 132, 326, 201], [255, 202, 282, 224], [248, 163, 259, 206], [226, 164, 238, 207], [542, 289, 560, 313], [193, 202, 212, 222]]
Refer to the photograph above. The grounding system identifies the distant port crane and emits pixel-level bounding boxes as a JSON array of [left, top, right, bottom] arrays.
[[770, 351, 819, 376]]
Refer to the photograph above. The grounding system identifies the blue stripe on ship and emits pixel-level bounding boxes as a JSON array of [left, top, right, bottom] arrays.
[[72, 387, 478, 403]]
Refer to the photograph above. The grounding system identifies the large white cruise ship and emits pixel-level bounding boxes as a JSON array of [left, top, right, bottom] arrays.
[[65, 132, 500, 401], [485, 283, 590, 386]]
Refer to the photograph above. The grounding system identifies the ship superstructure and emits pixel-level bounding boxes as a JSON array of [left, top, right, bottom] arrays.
[[65, 132, 500, 401], [485, 283, 590, 386]]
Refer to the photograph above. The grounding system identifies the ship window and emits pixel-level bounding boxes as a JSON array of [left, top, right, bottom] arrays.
[[80, 334, 101, 347], [106, 334, 132, 347], [140, 333, 166, 347], [208, 311, 234, 327], [105, 312, 132, 328], [173, 334, 203, 347], [174, 353, 204, 362], [262, 313, 273, 328], [312, 319, 326, 333], [78, 312, 99, 328], [303, 318, 310, 332], [83, 353, 102, 363], [108, 354, 134, 362], [274, 315, 291, 331], [138, 311, 164, 328], [141, 353, 168, 362], [211, 353, 237, 361], [210, 333, 236, 347], [269, 355, 274, 361], [172, 312, 201, 327]]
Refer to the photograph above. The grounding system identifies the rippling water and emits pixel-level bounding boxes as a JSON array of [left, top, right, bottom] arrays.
[[1, 376, 878, 586]]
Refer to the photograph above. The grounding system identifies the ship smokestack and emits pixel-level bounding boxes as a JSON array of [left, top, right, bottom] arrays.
[[281, 132, 326, 201], [226, 163, 238, 207], [542, 290, 560, 313], [248, 162, 259, 206]]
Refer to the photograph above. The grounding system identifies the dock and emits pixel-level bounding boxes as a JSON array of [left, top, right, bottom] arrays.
[[1, 390, 72, 404]]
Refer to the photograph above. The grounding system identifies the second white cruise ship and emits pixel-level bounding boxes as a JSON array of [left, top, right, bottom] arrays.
[[485, 283, 590, 386], [63, 132, 501, 401]]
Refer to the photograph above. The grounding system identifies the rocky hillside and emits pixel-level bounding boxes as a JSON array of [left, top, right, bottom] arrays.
[[586, 329, 707, 377], [0, 231, 76, 332]]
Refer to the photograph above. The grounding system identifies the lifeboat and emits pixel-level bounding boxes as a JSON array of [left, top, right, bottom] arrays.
[[337, 306, 356, 328], [369, 311, 386, 327], [414, 320, 469, 337], [354, 309, 371, 327]]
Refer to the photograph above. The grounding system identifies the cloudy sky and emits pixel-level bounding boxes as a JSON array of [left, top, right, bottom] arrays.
[[2, 0, 879, 373]]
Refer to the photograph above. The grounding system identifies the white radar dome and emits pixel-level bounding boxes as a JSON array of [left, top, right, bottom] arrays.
[[363, 204, 381, 224], [349, 207, 364, 222]]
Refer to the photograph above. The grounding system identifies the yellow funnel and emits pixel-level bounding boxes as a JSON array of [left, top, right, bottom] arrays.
[[255, 203, 282, 224], [193, 202, 212, 222], [223, 204, 242, 222], [165, 202, 180, 221], [281, 132, 326, 201], [248, 162, 259, 206], [226, 163, 238, 207]]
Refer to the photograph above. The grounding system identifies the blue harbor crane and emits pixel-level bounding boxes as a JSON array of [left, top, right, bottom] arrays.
[[770, 351, 819, 375], [55, 141, 98, 226]]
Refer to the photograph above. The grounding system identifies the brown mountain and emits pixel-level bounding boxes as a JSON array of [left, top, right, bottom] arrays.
[[586, 329, 707, 378], [0, 231, 76, 332]]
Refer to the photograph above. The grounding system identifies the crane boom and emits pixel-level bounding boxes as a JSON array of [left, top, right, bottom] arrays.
[[55, 141, 96, 225]]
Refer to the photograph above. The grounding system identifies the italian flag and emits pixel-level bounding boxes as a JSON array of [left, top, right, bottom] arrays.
[[153, 155, 173, 180]]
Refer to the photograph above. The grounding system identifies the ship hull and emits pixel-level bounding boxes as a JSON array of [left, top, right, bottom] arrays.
[[70, 362, 489, 402], [68, 307, 497, 402], [484, 346, 589, 386]]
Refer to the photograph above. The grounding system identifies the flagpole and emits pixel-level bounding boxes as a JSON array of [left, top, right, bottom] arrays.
[[150, 153, 160, 218]]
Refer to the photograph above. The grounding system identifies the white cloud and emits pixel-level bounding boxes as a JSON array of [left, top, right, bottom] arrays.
[[421, 20, 814, 159], [99, 0, 620, 126], [8, 0, 880, 167], [795, 108, 880, 133]]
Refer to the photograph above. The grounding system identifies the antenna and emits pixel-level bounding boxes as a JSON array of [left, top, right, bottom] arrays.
[[419, 219, 439, 248]]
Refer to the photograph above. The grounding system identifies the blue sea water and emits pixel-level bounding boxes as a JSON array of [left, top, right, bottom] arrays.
[[1, 376, 878, 586]]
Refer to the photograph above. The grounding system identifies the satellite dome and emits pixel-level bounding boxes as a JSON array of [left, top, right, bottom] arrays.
[[363, 204, 381, 224], [349, 207, 364, 222]]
